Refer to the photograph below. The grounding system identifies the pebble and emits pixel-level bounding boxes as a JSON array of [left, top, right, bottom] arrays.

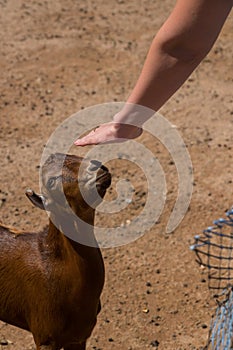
[[201, 324, 208, 329], [0, 339, 9, 345], [151, 340, 159, 347], [0, 198, 6, 208], [142, 308, 149, 313]]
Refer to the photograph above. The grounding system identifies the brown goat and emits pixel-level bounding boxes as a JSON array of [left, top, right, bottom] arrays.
[[0, 153, 111, 350]]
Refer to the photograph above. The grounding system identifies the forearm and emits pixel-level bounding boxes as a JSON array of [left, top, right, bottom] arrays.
[[127, 38, 206, 111], [75, 0, 232, 146], [113, 37, 211, 126], [114, 0, 232, 126]]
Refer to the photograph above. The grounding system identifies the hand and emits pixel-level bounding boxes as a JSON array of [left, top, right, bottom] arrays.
[[74, 122, 142, 146]]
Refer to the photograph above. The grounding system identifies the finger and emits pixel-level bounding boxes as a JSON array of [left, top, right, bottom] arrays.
[[74, 130, 102, 146]]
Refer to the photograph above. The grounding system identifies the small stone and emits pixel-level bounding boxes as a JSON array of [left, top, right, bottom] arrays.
[[0, 339, 8, 345], [0, 198, 6, 208], [142, 308, 149, 314], [201, 324, 208, 329], [151, 340, 159, 347]]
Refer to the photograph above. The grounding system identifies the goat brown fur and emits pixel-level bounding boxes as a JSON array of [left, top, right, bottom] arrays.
[[0, 153, 111, 350]]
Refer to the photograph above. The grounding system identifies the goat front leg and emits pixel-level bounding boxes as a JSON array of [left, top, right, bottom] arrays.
[[64, 341, 86, 350]]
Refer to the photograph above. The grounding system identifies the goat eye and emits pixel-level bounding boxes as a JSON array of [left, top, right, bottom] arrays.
[[47, 177, 56, 189]]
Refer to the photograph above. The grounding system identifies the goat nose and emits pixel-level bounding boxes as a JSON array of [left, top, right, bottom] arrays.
[[89, 160, 102, 171]]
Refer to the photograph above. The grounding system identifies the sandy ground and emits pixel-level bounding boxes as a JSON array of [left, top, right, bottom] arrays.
[[0, 0, 232, 349]]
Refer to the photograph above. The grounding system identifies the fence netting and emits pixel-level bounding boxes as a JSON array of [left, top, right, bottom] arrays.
[[191, 207, 233, 349]]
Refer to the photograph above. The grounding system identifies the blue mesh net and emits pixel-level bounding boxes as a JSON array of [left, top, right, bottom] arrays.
[[190, 208, 233, 349], [209, 289, 233, 349]]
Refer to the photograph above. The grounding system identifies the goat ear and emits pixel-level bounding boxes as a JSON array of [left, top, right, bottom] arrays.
[[25, 189, 46, 210]]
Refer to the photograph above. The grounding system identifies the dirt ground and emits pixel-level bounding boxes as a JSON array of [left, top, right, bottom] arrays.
[[0, 0, 232, 349]]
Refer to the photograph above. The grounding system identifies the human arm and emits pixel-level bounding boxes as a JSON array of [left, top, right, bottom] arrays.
[[75, 0, 232, 146]]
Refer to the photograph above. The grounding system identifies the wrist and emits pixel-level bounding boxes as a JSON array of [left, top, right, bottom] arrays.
[[113, 103, 155, 127], [112, 122, 142, 140]]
